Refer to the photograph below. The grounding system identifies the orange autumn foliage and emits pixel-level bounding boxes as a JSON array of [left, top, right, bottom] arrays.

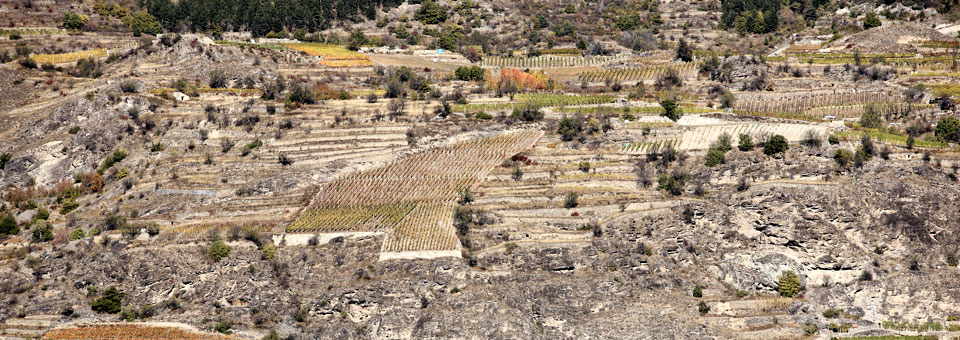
[[487, 68, 550, 91]]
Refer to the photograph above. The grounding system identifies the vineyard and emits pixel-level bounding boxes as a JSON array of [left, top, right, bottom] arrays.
[[620, 122, 828, 153], [32, 48, 107, 64], [927, 84, 960, 98], [732, 91, 913, 120], [675, 123, 827, 151], [620, 137, 682, 154], [558, 104, 714, 116], [42, 324, 230, 340], [287, 204, 415, 232], [290, 131, 542, 253], [453, 93, 616, 113], [148, 87, 261, 96], [282, 43, 373, 68], [834, 130, 948, 148], [480, 54, 632, 68], [380, 202, 459, 252], [577, 61, 700, 82]]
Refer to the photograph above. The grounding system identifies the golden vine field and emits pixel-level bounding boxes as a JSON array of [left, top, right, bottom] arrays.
[[283, 43, 373, 68], [32, 48, 107, 64]]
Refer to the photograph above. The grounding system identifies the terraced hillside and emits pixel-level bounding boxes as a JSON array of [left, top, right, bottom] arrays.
[[288, 130, 543, 258]]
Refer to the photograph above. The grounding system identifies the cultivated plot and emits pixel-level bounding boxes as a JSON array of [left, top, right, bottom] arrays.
[[289, 130, 543, 253]]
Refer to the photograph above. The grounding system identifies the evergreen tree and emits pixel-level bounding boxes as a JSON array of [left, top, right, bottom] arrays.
[[675, 39, 693, 62]]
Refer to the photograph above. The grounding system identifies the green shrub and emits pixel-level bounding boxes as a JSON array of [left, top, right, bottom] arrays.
[[214, 321, 232, 334], [63, 13, 88, 30], [474, 112, 492, 120], [19, 57, 37, 69], [261, 243, 276, 260], [262, 330, 280, 340], [863, 12, 881, 29], [557, 115, 584, 141], [675, 39, 693, 62], [714, 133, 732, 152], [102, 213, 128, 231], [578, 161, 590, 172], [120, 307, 139, 321], [124, 10, 162, 36], [860, 105, 884, 129], [414, 0, 448, 24], [69, 228, 85, 241], [660, 97, 682, 122], [935, 116, 960, 143], [763, 135, 788, 156], [69, 126, 81, 134], [91, 287, 124, 314], [0, 213, 18, 235], [705, 147, 725, 167], [209, 240, 231, 262], [692, 285, 702, 298], [802, 323, 817, 336], [947, 254, 958, 267], [777, 270, 803, 298], [511, 105, 544, 122], [828, 134, 840, 144], [150, 142, 165, 152], [698, 301, 710, 314], [287, 82, 316, 104], [99, 149, 127, 174], [657, 170, 688, 196], [120, 80, 139, 93], [60, 199, 79, 215], [35, 207, 49, 220], [564, 192, 579, 208], [738, 134, 754, 151], [822, 308, 841, 318], [455, 66, 485, 81], [0, 153, 11, 170], [32, 224, 53, 242], [209, 69, 227, 88], [834, 148, 854, 167]]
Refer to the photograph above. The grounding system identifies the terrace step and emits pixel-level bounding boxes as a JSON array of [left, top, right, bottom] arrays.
[[0, 327, 47, 337], [3, 318, 54, 329]]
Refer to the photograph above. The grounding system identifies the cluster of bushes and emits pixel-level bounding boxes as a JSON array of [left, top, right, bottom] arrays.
[[557, 114, 605, 142], [511, 105, 544, 122], [384, 66, 432, 99], [704, 133, 733, 167], [70, 58, 104, 78], [834, 135, 875, 168], [455, 66, 485, 81], [98, 149, 127, 175], [704, 133, 787, 168], [657, 168, 688, 196], [91, 287, 125, 314]]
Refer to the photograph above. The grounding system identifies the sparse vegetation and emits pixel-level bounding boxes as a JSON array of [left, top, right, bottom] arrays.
[[777, 270, 803, 298], [209, 240, 231, 262]]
